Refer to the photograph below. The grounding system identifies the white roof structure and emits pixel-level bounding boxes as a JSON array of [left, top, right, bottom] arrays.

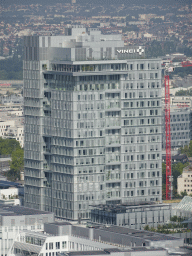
[[173, 196, 192, 212]]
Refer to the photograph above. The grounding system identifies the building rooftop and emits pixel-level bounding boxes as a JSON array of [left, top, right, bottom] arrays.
[[58, 247, 167, 256], [92, 225, 180, 242], [49, 222, 72, 226], [183, 165, 192, 172], [0, 205, 52, 216], [0, 180, 23, 189], [91, 202, 170, 214]]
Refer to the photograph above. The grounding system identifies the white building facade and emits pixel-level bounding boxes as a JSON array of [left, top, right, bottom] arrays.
[[177, 165, 192, 195], [0, 205, 54, 256], [162, 108, 191, 149], [24, 26, 162, 220], [9, 222, 182, 256]]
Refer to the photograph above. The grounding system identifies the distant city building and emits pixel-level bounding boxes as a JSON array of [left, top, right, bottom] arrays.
[[0, 94, 23, 105], [170, 97, 192, 108], [24, 26, 162, 220], [162, 108, 190, 149]]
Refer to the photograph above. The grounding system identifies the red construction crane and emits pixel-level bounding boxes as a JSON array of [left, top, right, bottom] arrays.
[[164, 61, 192, 200], [164, 74, 172, 200]]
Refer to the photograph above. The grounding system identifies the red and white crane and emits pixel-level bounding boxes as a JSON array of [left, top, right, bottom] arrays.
[[164, 61, 192, 200], [164, 73, 172, 200]]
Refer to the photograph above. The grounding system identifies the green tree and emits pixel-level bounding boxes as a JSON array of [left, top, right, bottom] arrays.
[[0, 138, 21, 156], [179, 141, 192, 157], [10, 148, 24, 173], [144, 225, 149, 230], [180, 191, 188, 197], [0, 138, 23, 181], [162, 162, 166, 185], [7, 148, 24, 181], [170, 215, 178, 222], [162, 161, 189, 199], [172, 162, 186, 190]]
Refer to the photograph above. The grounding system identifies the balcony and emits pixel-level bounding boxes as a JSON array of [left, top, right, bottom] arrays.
[[43, 146, 51, 155]]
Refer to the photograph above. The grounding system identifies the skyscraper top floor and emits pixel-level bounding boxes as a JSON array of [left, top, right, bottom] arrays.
[[23, 26, 145, 62]]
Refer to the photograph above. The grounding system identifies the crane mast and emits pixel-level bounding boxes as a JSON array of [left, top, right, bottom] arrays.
[[163, 61, 192, 200], [164, 74, 172, 200]]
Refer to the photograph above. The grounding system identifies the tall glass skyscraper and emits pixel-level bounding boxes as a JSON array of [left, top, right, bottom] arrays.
[[24, 26, 162, 220]]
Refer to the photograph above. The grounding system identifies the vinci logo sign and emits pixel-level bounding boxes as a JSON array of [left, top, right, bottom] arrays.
[[117, 46, 144, 55]]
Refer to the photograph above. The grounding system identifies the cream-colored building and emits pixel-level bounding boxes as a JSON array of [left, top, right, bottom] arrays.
[[177, 165, 192, 195]]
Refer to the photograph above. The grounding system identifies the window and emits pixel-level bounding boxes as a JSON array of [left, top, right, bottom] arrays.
[[62, 241, 67, 249], [49, 243, 53, 250], [56, 242, 60, 249]]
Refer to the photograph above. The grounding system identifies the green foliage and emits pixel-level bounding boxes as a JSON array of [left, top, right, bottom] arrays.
[[146, 41, 163, 58], [170, 215, 178, 222], [122, 25, 139, 33], [180, 191, 188, 197], [170, 215, 185, 222], [162, 162, 166, 185], [144, 225, 149, 231], [143, 222, 188, 234], [7, 148, 24, 181], [0, 57, 23, 80], [170, 66, 192, 79], [175, 89, 192, 96], [180, 141, 192, 157], [10, 148, 24, 173], [146, 41, 176, 58], [0, 138, 20, 155], [172, 162, 188, 189], [0, 138, 24, 181], [150, 18, 163, 23], [162, 161, 189, 199]]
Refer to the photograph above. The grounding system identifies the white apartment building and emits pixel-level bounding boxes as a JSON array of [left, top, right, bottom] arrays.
[[177, 165, 192, 195], [9, 222, 183, 256], [0, 187, 20, 205], [0, 120, 24, 147], [24, 26, 162, 220], [0, 205, 54, 256], [0, 120, 15, 136]]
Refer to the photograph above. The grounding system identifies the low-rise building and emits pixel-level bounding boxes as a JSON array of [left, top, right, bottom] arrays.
[[0, 205, 54, 256], [0, 187, 20, 205], [9, 221, 183, 256], [0, 119, 24, 147], [90, 202, 171, 229], [170, 97, 192, 108]]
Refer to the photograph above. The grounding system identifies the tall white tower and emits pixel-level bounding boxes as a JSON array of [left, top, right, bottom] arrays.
[[24, 26, 162, 220]]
